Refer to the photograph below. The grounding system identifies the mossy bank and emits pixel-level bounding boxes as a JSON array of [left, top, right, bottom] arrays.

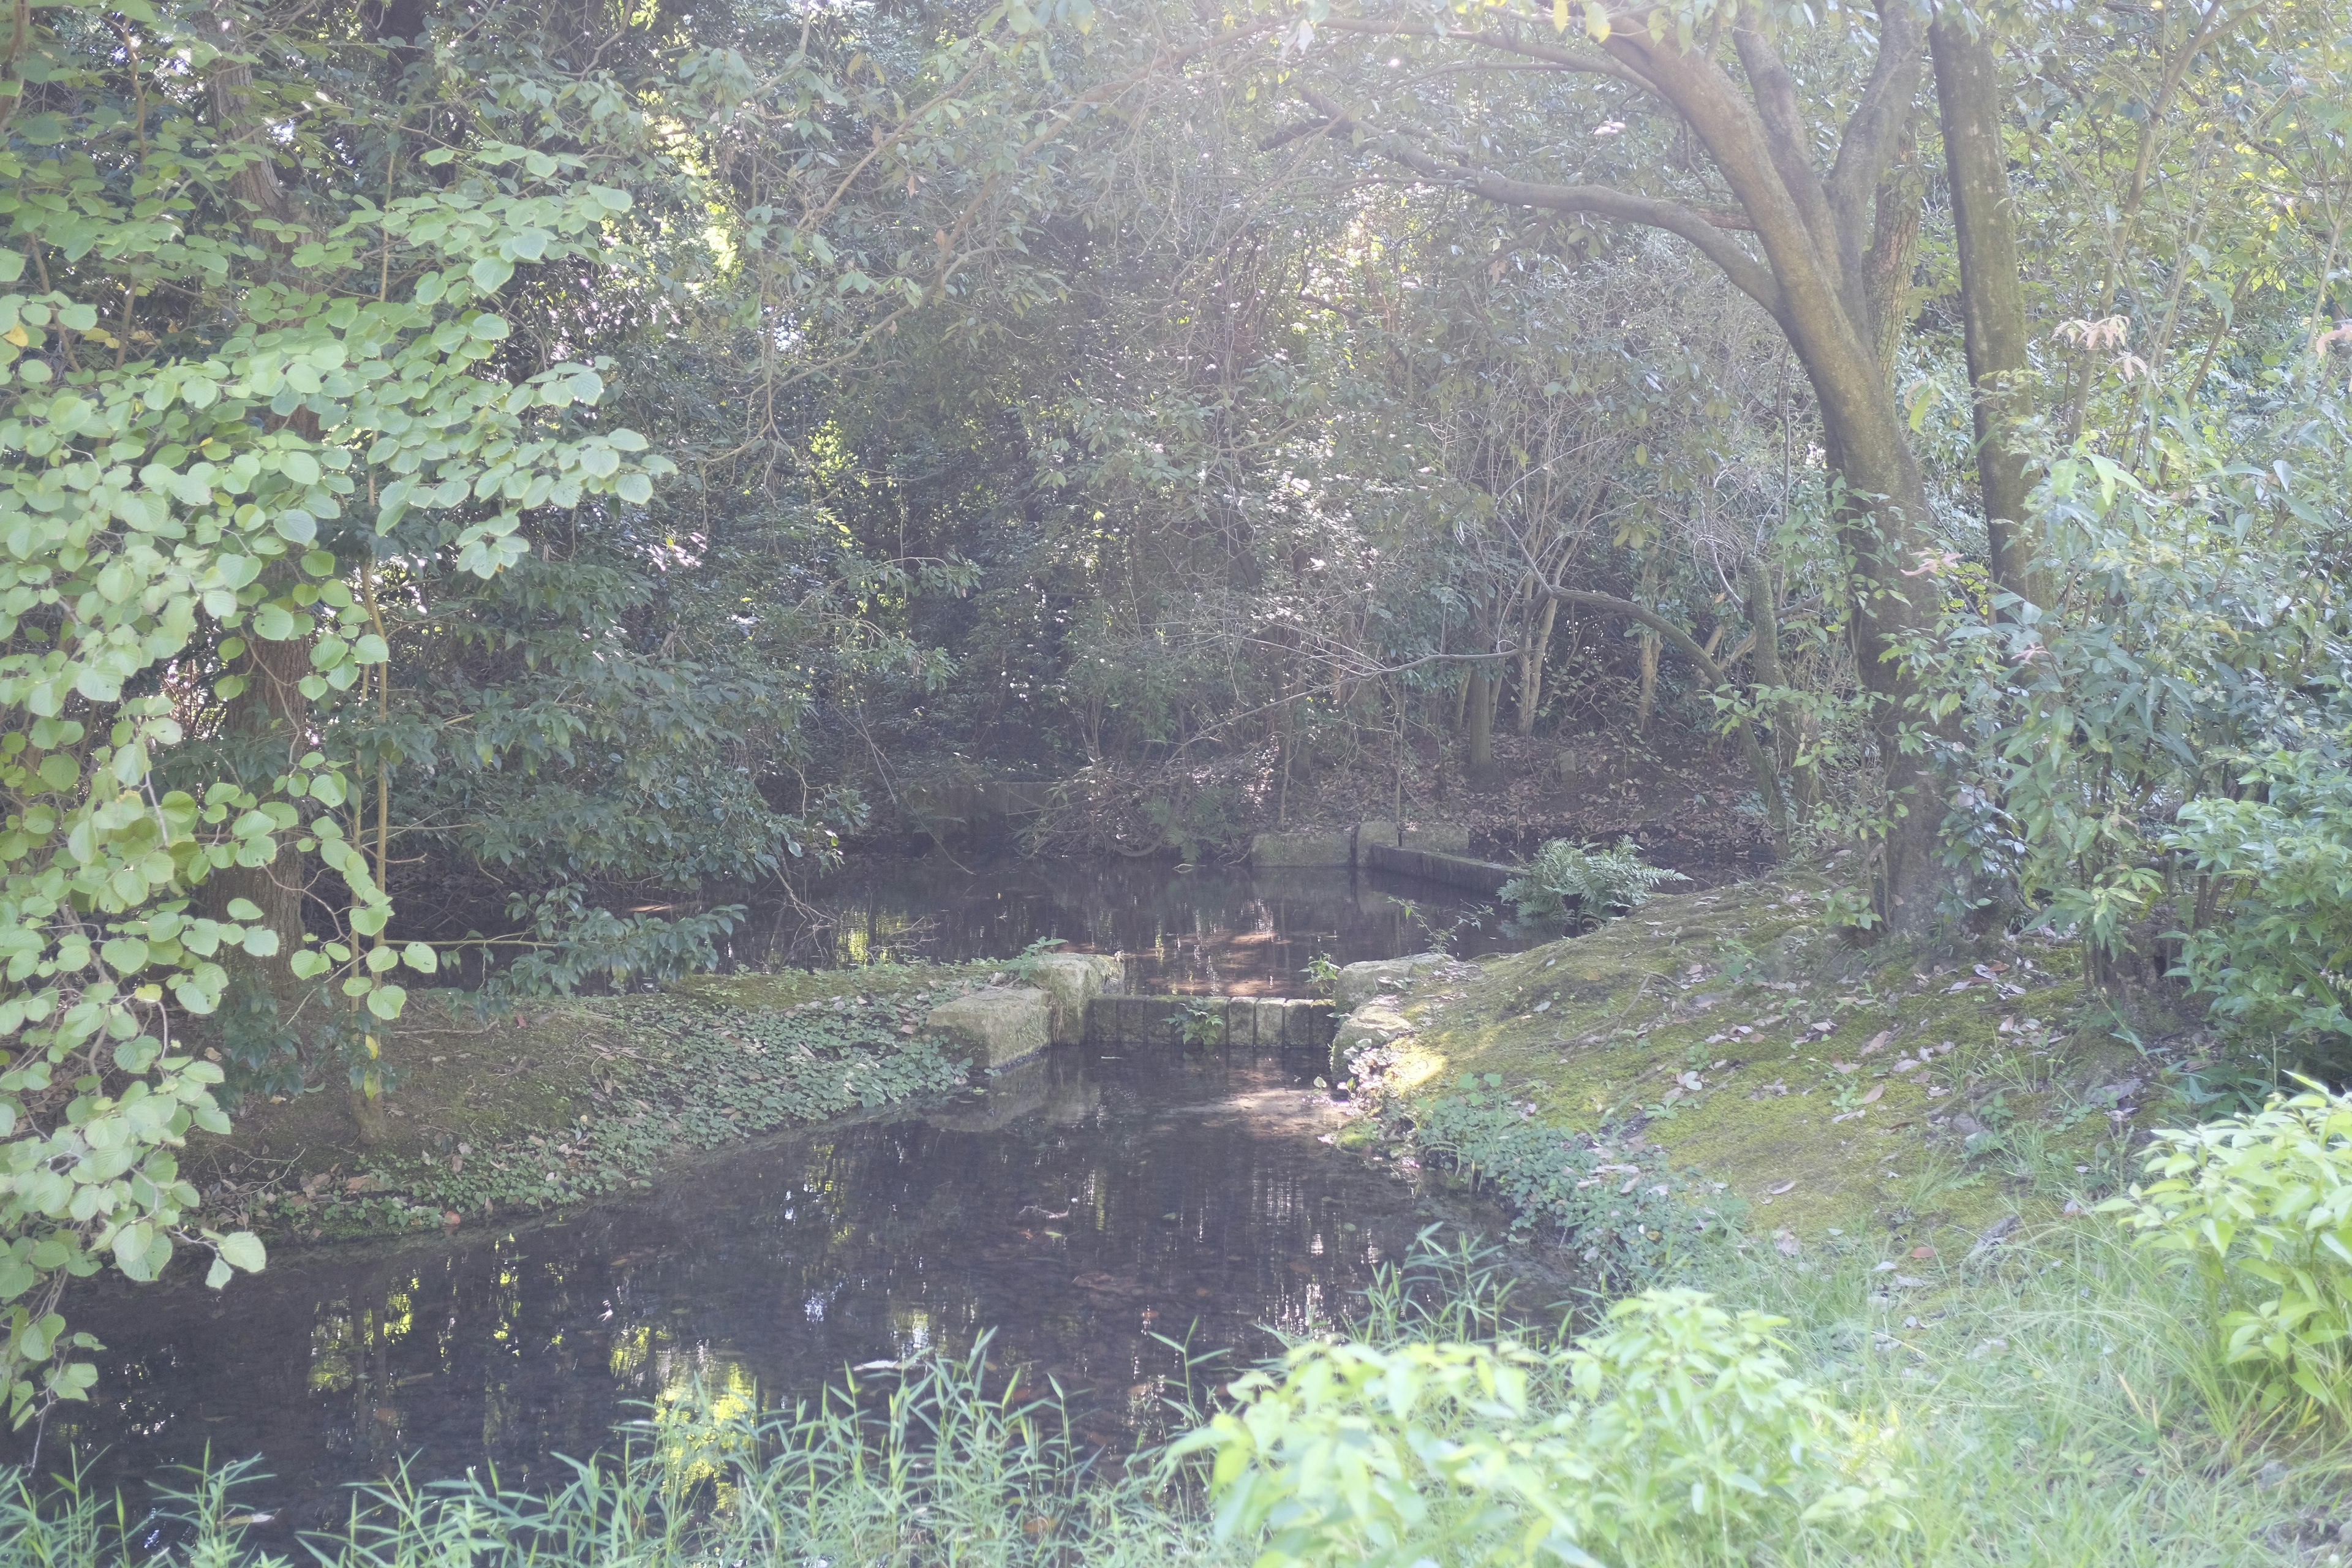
[[1338, 861, 2185, 1264], [195, 963, 1019, 1242]]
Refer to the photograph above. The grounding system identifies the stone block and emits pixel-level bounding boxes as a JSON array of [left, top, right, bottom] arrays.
[[1029, 952, 1124, 1044], [1086, 995, 1186, 1046], [925, 986, 1050, 1069], [1401, 822, 1471, 855], [1250, 829, 1353, 867], [1355, 820, 1398, 859], [1332, 952, 1448, 1011], [1330, 1001, 1414, 1077], [1272, 997, 1336, 1049]]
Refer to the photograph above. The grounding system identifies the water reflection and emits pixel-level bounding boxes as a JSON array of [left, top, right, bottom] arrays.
[[29, 1046, 1437, 1520], [735, 858, 1530, 992]]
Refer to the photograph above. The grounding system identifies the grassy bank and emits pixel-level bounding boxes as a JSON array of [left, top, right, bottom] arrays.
[[202, 963, 1002, 1242], [1314, 864, 2342, 1563], [1342, 858, 2151, 1254]]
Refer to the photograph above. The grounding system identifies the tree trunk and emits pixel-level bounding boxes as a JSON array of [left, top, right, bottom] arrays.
[[1516, 597, 1557, 735], [1464, 661, 1494, 777], [208, 633, 314, 1014], [1932, 17, 2043, 611]]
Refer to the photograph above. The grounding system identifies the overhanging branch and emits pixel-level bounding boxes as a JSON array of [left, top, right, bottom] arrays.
[[1297, 88, 1784, 319], [1313, 18, 1662, 96]]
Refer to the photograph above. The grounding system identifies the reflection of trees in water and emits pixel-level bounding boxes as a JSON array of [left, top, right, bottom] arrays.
[[734, 858, 1520, 992], [30, 1054, 1425, 1510]]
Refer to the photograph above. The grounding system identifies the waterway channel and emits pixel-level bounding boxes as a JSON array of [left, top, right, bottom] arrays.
[[15, 853, 1751, 1522], [32, 1044, 1491, 1530]]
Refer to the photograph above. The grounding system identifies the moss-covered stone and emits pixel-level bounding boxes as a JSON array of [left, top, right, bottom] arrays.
[[1333, 952, 1449, 1011], [926, 985, 1051, 1068], [1029, 952, 1125, 1044], [1250, 828, 1353, 867]]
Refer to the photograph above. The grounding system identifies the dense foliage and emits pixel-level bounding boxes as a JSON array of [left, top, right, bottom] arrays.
[[6, 0, 2352, 1445]]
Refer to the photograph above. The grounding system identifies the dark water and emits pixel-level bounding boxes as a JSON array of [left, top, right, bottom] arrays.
[[729, 858, 1532, 992], [32, 1045, 1468, 1523]]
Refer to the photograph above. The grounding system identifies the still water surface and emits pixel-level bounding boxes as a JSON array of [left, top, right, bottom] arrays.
[[28, 852, 1752, 1517], [34, 1045, 1479, 1524], [734, 857, 1539, 989]]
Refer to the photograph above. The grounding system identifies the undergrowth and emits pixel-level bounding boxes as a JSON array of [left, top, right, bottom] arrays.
[[252, 987, 973, 1237]]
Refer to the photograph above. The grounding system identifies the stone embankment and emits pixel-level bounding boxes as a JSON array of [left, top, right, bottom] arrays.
[[1247, 819, 1474, 867], [918, 951, 1343, 1066], [1250, 819, 1520, 897]]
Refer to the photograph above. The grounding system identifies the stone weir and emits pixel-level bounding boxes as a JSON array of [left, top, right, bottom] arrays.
[[1085, 995, 1335, 1050], [1357, 842, 1518, 897], [916, 951, 1337, 1072]]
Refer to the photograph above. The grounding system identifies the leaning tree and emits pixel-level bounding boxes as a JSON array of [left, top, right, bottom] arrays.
[[1258, 0, 2037, 930]]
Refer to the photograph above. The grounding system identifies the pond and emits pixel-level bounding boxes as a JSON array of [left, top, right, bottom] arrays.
[[720, 850, 1753, 991], [21, 850, 1762, 1524], [29, 1044, 1526, 1531]]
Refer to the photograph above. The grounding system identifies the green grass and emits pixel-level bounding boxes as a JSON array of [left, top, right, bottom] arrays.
[[1705, 1223, 2335, 1565]]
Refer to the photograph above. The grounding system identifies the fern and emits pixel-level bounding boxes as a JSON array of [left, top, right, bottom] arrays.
[[1500, 839, 1687, 931]]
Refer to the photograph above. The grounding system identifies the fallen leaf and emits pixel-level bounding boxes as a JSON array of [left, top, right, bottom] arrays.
[[1860, 1085, 1885, 1104], [1768, 1180, 1797, 1195], [1861, 1030, 1892, 1055]]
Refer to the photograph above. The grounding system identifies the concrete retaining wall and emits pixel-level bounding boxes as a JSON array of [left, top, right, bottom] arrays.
[[1085, 995, 1335, 1050], [1361, 842, 1520, 896]]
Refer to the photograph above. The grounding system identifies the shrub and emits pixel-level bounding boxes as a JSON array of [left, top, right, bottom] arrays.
[[2101, 1082, 2352, 1422], [1177, 1288, 1909, 1567], [2166, 743, 2352, 1072], [1501, 840, 1686, 932]]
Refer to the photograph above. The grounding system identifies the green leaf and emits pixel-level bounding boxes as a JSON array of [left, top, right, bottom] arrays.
[[470, 255, 514, 292], [252, 603, 300, 642], [217, 1232, 266, 1273], [366, 982, 407, 1020]]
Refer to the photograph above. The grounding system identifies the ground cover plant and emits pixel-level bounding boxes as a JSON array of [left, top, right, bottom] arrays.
[[207, 966, 993, 1240]]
